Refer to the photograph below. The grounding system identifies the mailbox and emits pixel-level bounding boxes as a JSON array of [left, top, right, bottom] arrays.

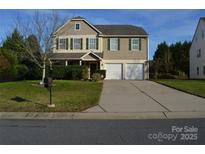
[[44, 77, 53, 88]]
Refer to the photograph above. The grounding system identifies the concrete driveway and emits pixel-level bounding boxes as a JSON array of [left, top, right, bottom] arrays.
[[85, 80, 205, 113]]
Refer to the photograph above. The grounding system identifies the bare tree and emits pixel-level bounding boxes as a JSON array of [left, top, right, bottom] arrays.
[[15, 10, 67, 84]]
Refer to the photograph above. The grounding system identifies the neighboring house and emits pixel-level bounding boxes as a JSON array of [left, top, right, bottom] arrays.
[[190, 17, 205, 79], [49, 16, 149, 80]]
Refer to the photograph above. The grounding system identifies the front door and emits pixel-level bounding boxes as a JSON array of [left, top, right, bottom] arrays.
[[90, 63, 98, 78]]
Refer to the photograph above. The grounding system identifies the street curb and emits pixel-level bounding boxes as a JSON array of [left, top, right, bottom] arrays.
[[1, 111, 205, 120]]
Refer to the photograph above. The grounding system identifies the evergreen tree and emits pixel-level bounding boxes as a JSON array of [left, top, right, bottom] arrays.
[[152, 41, 191, 78], [3, 29, 27, 62]]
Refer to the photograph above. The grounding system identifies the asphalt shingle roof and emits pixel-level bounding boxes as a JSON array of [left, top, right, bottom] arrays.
[[94, 25, 148, 36], [48, 52, 103, 59]]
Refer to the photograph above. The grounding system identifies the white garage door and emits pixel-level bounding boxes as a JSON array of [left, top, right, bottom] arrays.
[[106, 64, 122, 80], [126, 64, 144, 80]]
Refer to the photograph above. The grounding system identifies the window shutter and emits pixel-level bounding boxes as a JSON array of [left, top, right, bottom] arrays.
[[107, 38, 110, 51], [81, 38, 83, 50], [129, 38, 131, 51], [118, 38, 120, 50], [96, 38, 99, 50], [86, 38, 89, 50], [70, 38, 73, 50], [66, 38, 68, 50], [56, 38, 59, 50], [139, 38, 142, 51]]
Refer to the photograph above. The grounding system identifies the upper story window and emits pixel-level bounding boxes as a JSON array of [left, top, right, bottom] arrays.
[[75, 23, 80, 30], [59, 38, 66, 49], [89, 38, 97, 49], [110, 38, 119, 51], [202, 30, 204, 39], [131, 38, 140, 50], [74, 38, 82, 49], [197, 49, 201, 58]]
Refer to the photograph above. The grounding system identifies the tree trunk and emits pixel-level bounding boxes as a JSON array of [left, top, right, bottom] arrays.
[[40, 59, 46, 85]]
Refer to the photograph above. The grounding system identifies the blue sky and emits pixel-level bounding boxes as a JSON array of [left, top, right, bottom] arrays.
[[0, 9, 204, 59]]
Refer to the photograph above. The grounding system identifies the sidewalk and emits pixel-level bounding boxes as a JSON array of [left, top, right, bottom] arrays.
[[1, 111, 205, 119]]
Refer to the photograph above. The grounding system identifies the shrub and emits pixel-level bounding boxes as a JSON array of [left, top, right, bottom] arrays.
[[92, 73, 102, 81], [22, 59, 42, 80], [96, 69, 106, 79], [176, 71, 188, 79], [70, 65, 83, 79], [82, 66, 89, 80], [51, 65, 66, 79], [50, 65, 88, 80], [158, 73, 177, 79], [16, 64, 29, 80]]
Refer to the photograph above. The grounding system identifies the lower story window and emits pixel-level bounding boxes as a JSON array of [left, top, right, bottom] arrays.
[[203, 66, 205, 75], [197, 67, 200, 75]]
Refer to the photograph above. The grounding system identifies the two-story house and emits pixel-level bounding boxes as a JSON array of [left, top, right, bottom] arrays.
[[49, 16, 149, 80], [190, 17, 205, 79]]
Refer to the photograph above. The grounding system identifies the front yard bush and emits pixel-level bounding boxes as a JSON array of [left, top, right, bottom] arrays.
[[51, 65, 66, 79], [96, 69, 106, 79], [158, 73, 177, 79], [50, 65, 88, 80], [92, 73, 102, 81]]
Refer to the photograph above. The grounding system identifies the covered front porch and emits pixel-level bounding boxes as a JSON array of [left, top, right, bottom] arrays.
[[49, 51, 103, 79]]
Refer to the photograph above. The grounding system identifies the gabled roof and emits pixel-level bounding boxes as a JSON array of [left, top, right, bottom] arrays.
[[54, 16, 102, 35], [54, 16, 148, 36], [94, 25, 148, 36], [81, 51, 102, 60]]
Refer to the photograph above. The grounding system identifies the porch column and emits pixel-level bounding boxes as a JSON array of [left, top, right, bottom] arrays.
[[100, 61, 103, 69], [65, 60, 68, 66], [79, 60, 82, 66]]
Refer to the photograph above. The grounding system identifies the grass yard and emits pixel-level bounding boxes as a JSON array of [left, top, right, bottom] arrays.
[[155, 79, 205, 98], [0, 80, 103, 112]]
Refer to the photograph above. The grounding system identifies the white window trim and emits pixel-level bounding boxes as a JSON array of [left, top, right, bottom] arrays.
[[73, 37, 82, 50], [75, 23, 80, 30], [197, 49, 201, 58], [59, 37, 67, 50], [110, 38, 118, 51], [131, 38, 140, 51], [89, 38, 97, 50]]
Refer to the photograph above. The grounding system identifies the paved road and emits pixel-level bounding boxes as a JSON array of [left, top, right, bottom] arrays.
[[0, 119, 205, 144], [85, 80, 205, 113]]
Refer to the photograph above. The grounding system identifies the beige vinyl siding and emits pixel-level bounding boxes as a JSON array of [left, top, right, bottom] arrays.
[[55, 20, 98, 36], [102, 37, 148, 60]]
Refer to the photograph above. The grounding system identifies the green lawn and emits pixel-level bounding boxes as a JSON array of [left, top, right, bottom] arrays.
[[0, 80, 103, 112], [155, 79, 205, 98]]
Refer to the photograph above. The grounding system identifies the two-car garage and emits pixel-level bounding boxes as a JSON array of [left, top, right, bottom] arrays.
[[105, 63, 144, 80]]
